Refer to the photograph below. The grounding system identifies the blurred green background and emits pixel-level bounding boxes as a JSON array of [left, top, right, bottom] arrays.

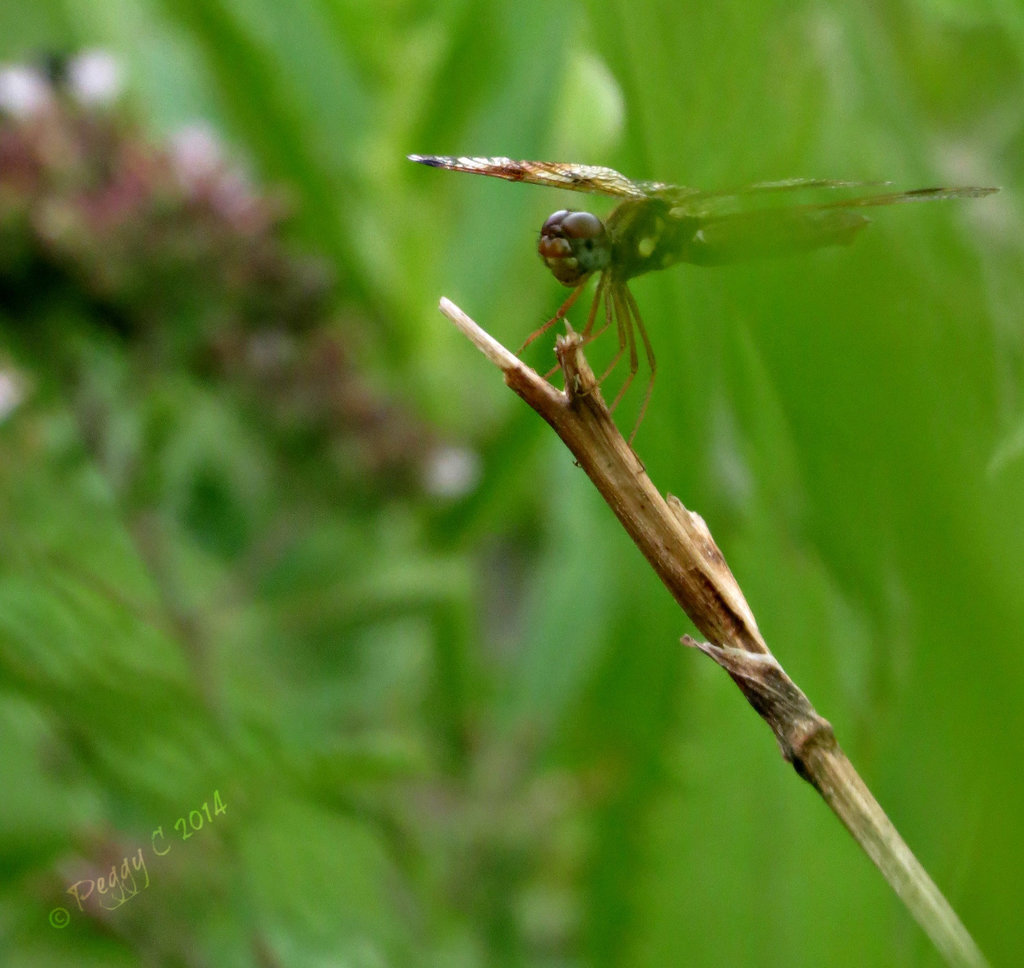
[[1, 1, 1021, 966]]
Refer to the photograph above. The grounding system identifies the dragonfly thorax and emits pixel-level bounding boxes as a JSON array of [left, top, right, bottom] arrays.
[[538, 209, 612, 287]]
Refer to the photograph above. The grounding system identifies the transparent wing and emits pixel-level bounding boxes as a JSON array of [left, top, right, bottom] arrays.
[[408, 155, 672, 199], [651, 177, 879, 207], [676, 186, 998, 265], [409, 157, 882, 203], [410, 156, 997, 214], [665, 181, 997, 217]]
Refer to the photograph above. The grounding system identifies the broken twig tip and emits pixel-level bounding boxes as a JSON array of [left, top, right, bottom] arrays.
[[438, 297, 521, 372]]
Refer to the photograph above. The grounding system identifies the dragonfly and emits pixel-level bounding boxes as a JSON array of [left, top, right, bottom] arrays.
[[409, 154, 996, 440]]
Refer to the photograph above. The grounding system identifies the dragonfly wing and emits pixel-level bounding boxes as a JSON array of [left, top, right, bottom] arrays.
[[675, 185, 998, 265], [812, 185, 999, 208], [666, 180, 997, 216], [654, 178, 883, 209], [408, 155, 652, 198], [679, 206, 872, 265]]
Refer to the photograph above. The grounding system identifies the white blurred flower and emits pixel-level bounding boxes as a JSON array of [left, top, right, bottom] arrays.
[[0, 63, 53, 117], [168, 122, 258, 221], [0, 367, 24, 422], [421, 444, 481, 498], [67, 50, 123, 106], [168, 123, 228, 185]]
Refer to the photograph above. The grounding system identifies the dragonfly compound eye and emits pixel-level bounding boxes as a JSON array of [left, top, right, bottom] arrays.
[[538, 209, 610, 286]]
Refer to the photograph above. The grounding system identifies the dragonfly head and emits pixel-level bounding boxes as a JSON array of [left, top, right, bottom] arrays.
[[538, 210, 611, 286]]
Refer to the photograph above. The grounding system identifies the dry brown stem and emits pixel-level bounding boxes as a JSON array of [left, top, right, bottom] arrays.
[[438, 296, 988, 968]]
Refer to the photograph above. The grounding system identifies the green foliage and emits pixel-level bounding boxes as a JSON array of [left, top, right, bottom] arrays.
[[1, 2, 1022, 966]]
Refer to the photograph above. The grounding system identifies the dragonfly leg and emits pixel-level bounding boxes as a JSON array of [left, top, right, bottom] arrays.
[[581, 276, 612, 342], [623, 285, 656, 445], [517, 281, 587, 355], [594, 292, 626, 385], [564, 283, 610, 385], [537, 283, 604, 380], [573, 278, 620, 386], [608, 286, 639, 413]]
